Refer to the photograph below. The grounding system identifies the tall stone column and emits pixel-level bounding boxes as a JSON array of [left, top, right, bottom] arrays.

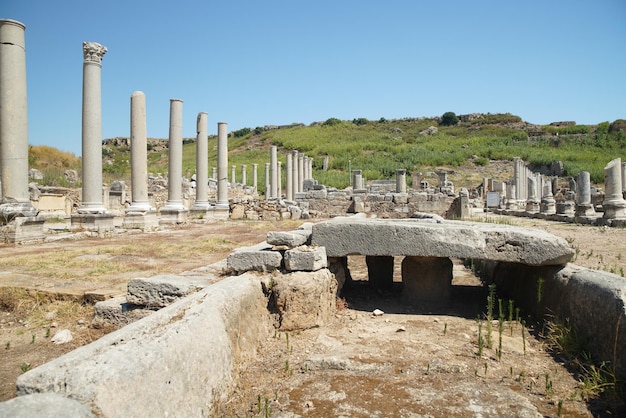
[[270, 145, 278, 199], [396, 169, 407, 193], [622, 162, 626, 198], [277, 161, 282, 198], [264, 163, 270, 200], [241, 165, 247, 186], [303, 156, 309, 180], [513, 157, 521, 201], [308, 157, 314, 180], [216, 122, 229, 210], [231, 165, 236, 185], [192, 112, 209, 210], [252, 163, 258, 191], [127, 91, 152, 212], [286, 153, 293, 201], [78, 41, 108, 214], [298, 154, 304, 192], [292, 151, 299, 197], [0, 20, 37, 218], [602, 158, 626, 219], [212, 167, 217, 180], [163, 99, 184, 210]]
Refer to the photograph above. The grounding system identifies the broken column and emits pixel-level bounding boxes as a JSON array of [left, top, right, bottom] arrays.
[[395, 169, 407, 193], [161, 99, 188, 223], [190, 112, 210, 216], [525, 176, 540, 213], [123, 91, 157, 230], [540, 179, 556, 215], [215, 122, 229, 215], [602, 158, 626, 219], [353, 169, 364, 191]]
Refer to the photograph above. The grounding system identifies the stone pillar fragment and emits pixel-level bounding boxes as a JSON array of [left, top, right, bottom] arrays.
[[308, 157, 314, 180], [231, 165, 236, 185], [395, 169, 407, 194], [540, 179, 556, 215], [241, 165, 247, 186], [602, 158, 626, 219], [0, 20, 37, 218], [277, 161, 282, 198], [353, 170, 364, 191], [127, 91, 153, 212], [525, 176, 540, 213], [191, 112, 209, 210], [292, 151, 299, 197], [78, 41, 108, 214], [303, 156, 309, 180], [215, 122, 229, 210], [212, 167, 217, 180]]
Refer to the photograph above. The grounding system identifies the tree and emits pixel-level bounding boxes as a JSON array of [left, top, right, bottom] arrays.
[[440, 111, 459, 126]]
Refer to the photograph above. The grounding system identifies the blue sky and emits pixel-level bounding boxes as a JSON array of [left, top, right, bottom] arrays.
[[4, 0, 626, 156]]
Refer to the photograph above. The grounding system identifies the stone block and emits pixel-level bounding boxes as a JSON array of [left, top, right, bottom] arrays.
[[0, 393, 94, 418], [126, 275, 211, 308], [230, 204, 245, 219], [271, 269, 337, 331], [402, 256, 453, 301], [226, 242, 283, 273], [91, 296, 154, 328], [266, 230, 311, 247], [284, 246, 327, 271]]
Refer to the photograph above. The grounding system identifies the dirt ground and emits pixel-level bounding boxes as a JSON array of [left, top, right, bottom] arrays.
[[1, 215, 625, 417]]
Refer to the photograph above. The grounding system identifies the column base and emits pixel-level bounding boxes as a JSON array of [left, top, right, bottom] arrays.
[[122, 210, 159, 231], [0, 215, 45, 245], [0, 202, 38, 222], [71, 213, 115, 234], [602, 201, 626, 219], [159, 208, 189, 224], [189, 205, 214, 220], [525, 200, 540, 213], [212, 206, 230, 220]]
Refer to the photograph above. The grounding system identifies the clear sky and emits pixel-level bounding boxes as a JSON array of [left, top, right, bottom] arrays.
[[4, 0, 626, 156]]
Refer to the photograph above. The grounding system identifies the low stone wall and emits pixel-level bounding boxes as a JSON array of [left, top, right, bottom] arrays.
[[482, 262, 626, 378], [13, 274, 272, 417]]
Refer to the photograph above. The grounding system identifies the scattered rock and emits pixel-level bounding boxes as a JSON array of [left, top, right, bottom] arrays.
[[372, 309, 384, 317], [50, 329, 73, 345]]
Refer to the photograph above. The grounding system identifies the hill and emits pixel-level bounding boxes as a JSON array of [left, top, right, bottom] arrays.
[[30, 113, 626, 192]]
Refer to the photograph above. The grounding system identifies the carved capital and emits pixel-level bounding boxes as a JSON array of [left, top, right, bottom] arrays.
[[82, 41, 107, 64]]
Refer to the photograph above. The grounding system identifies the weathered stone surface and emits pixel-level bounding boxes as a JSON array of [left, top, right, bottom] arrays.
[[311, 217, 574, 266], [271, 269, 337, 331], [226, 242, 283, 273], [0, 393, 94, 418], [91, 296, 154, 328], [126, 274, 211, 308], [402, 256, 453, 301], [16, 274, 272, 417], [284, 246, 327, 271], [266, 230, 311, 247]]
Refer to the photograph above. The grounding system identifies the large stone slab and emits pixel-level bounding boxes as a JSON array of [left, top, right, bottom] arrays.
[[311, 217, 574, 266], [16, 274, 272, 417]]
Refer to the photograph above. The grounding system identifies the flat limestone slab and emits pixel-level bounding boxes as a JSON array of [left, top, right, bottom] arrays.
[[311, 217, 574, 266], [127, 274, 212, 308]]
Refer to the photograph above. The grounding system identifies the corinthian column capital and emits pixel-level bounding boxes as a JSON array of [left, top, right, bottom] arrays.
[[82, 41, 107, 63]]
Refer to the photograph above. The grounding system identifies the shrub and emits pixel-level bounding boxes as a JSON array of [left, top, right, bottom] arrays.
[[323, 118, 342, 127], [233, 127, 252, 138], [440, 112, 459, 126], [352, 118, 369, 126]]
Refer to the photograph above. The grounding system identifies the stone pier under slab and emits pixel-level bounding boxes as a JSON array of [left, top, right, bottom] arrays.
[[401, 256, 452, 302]]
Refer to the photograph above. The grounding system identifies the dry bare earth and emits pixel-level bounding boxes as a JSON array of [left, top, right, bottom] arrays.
[[1, 217, 625, 417]]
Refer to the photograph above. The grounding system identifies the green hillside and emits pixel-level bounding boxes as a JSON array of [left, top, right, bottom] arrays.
[[29, 113, 626, 192]]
